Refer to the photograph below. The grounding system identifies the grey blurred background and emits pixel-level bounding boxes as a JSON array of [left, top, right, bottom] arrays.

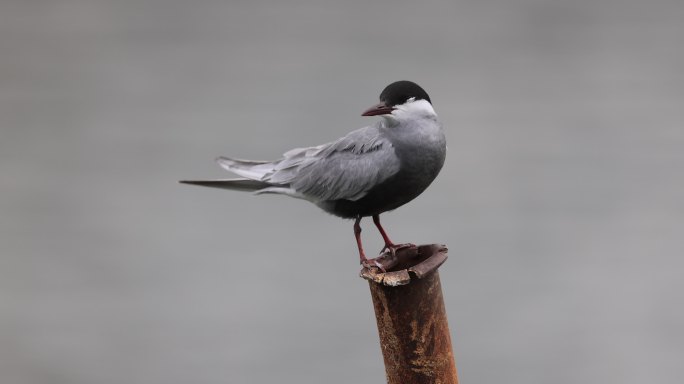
[[1, 0, 683, 383]]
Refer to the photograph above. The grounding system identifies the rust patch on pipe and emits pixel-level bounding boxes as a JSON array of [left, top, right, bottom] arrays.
[[362, 244, 458, 384]]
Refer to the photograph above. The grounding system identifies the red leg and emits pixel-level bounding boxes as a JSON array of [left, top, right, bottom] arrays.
[[357, 216, 388, 271], [372, 214, 395, 249], [354, 215, 367, 263], [372, 214, 415, 257]]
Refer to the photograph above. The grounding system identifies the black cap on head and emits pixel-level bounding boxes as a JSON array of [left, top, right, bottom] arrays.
[[379, 80, 431, 107]]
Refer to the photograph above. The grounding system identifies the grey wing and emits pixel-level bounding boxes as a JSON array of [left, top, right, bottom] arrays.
[[263, 126, 401, 201]]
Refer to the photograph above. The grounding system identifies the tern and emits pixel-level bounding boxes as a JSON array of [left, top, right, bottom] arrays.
[[181, 80, 446, 267]]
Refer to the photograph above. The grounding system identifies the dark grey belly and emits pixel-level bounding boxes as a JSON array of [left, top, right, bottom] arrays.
[[322, 175, 429, 218]]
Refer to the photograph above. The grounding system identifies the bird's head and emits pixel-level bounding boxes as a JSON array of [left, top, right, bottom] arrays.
[[361, 80, 435, 121]]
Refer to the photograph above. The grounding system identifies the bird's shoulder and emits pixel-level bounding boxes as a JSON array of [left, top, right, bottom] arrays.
[[324, 124, 393, 156], [280, 123, 392, 161]]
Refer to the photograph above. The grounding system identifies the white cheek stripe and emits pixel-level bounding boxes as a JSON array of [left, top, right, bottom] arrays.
[[392, 99, 436, 118]]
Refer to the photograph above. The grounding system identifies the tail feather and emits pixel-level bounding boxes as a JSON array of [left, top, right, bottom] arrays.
[[216, 156, 275, 181], [179, 178, 270, 192]]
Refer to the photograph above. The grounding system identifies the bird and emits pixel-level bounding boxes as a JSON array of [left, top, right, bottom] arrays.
[[181, 80, 446, 268]]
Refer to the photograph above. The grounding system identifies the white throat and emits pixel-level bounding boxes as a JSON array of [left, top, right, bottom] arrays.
[[383, 99, 437, 125]]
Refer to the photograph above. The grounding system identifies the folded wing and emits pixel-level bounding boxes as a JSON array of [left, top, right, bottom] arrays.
[[217, 126, 401, 202]]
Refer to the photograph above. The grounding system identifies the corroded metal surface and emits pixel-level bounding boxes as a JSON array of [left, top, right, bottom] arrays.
[[363, 245, 458, 384], [360, 244, 448, 285]]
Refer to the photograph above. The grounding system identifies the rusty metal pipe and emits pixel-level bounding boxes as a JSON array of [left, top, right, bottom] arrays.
[[361, 244, 458, 384]]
